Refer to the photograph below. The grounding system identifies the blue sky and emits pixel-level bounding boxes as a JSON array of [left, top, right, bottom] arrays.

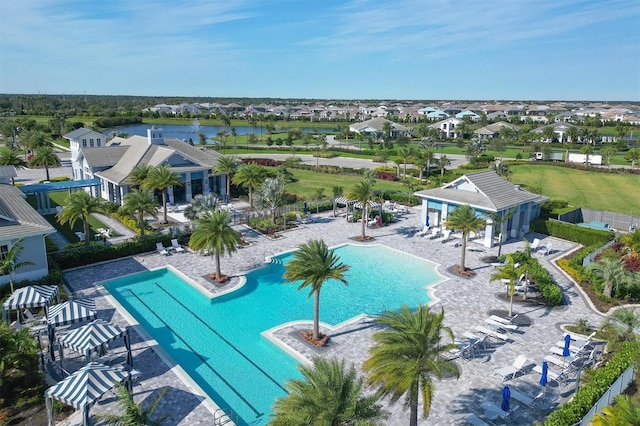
[[1, 0, 639, 101]]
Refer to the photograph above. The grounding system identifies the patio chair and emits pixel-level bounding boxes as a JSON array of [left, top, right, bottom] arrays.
[[156, 242, 169, 256], [494, 355, 528, 381], [305, 211, 315, 223], [171, 239, 185, 253], [464, 413, 497, 426], [428, 227, 442, 239], [474, 325, 509, 342], [530, 238, 541, 251], [509, 388, 543, 408], [533, 363, 566, 385], [484, 318, 518, 332], [440, 229, 452, 243], [415, 226, 430, 237], [480, 401, 519, 421], [295, 213, 308, 224], [489, 314, 519, 325], [540, 243, 553, 256]]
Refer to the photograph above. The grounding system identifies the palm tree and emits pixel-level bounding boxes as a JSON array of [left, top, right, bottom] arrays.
[[56, 191, 107, 247], [444, 205, 486, 272], [0, 239, 34, 293], [283, 239, 350, 341], [21, 130, 49, 152], [188, 210, 241, 281], [29, 145, 61, 181], [97, 383, 169, 426], [363, 305, 459, 426], [254, 177, 284, 226], [271, 357, 388, 426], [231, 127, 237, 151], [602, 307, 640, 344], [143, 164, 182, 224], [566, 126, 579, 144], [486, 208, 516, 257], [591, 394, 640, 426], [541, 126, 555, 143], [347, 180, 374, 240], [121, 188, 157, 237], [438, 155, 448, 177], [215, 155, 238, 199], [398, 146, 414, 178], [232, 162, 265, 208], [0, 148, 27, 184], [183, 193, 219, 221], [580, 144, 595, 165], [625, 147, 640, 168], [587, 258, 631, 298], [490, 255, 522, 317], [127, 164, 153, 188]]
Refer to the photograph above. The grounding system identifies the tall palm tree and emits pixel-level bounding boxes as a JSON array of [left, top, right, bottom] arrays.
[[587, 258, 631, 298], [591, 395, 640, 426], [127, 164, 153, 188], [580, 144, 595, 165], [398, 146, 414, 178], [143, 164, 182, 224], [0, 238, 34, 293], [56, 191, 107, 246], [121, 188, 157, 237], [215, 155, 239, 199], [624, 147, 640, 168], [29, 145, 61, 181], [271, 357, 388, 426], [541, 126, 555, 143], [97, 383, 169, 426], [254, 177, 284, 226], [347, 180, 374, 240], [231, 127, 237, 151], [188, 210, 241, 281], [486, 208, 516, 257], [21, 130, 49, 152], [444, 205, 486, 272], [283, 239, 350, 341], [0, 148, 27, 184], [363, 305, 459, 426], [602, 307, 640, 343], [490, 255, 522, 317], [232, 162, 265, 208], [566, 126, 579, 144]]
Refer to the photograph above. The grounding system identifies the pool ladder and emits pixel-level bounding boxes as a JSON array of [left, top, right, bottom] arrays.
[[213, 408, 237, 425]]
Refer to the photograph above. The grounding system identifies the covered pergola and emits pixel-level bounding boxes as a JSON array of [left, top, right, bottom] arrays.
[[47, 299, 97, 360], [2, 285, 59, 323], [58, 319, 133, 371], [19, 179, 100, 214], [333, 196, 356, 220], [45, 362, 132, 426]]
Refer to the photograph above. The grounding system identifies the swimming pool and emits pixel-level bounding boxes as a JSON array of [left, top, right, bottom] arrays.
[[103, 244, 444, 425]]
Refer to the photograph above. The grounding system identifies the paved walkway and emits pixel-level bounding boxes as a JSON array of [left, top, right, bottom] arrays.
[[57, 208, 607, 426]]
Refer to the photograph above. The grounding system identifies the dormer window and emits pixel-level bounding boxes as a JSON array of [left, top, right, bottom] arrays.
[[153, 133, 156, 138]]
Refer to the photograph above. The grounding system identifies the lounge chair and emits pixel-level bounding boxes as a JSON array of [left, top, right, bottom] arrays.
[[489, 314, 518, 325], [156, 242, 169, 256], [494, 355, 528, 381], [480, 402, 519, 420], [305, 211, 315, 223], [509, 388, 543, 408], [484, 318, 518, 332], [533, 363, 567, 385], [428, 227, 442, 239], [171, 239, 185, 253], [541, 243, 553, 256], [464, 414, 496, 426], [530, 238, 541, 251], [295, 213, 308, 224], [440, 229, 452, 243], [415, 226, 430, 237], [474, 326, 509, 342]]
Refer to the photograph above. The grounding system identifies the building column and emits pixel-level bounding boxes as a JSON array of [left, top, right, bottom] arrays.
[[522, 203, 532, 233], [185, 172, 193, 202], [441, 202, 449, 226], [510, 206, 521, 238], [421, 199, 429, 227], [484, 218, 495, 248]]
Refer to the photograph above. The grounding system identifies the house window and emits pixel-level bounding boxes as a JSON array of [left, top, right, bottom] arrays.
[[89, 139, 94, 147], [82, 139, 87, 147], [96, 138, 101, 147], [0, 245, 8, 264]]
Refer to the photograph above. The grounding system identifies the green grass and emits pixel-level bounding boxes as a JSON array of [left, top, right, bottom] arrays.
[[510, 165, 640, 216], [283, 169, 410, 201]]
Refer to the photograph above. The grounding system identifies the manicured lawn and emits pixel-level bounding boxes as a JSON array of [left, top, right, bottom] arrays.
[[283, 169, 410, 201], [510, 165, 640, 216]]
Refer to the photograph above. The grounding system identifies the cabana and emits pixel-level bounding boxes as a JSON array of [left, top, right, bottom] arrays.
[[47, 299, 97, 360], [353, 200, 383, 223], [333, 196, 357, 220], [2, 285, 59, 323], [58, 320, 133, 371], [45, 362, 132, 426]]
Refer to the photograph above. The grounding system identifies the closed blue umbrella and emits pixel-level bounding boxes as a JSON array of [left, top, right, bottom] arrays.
[[501, 386, 511, 412], [540, 361, 548, 387], [563, 334, 571, 357]]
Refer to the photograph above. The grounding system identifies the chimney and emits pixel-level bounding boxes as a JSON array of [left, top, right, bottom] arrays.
[[147, 126, 164, 145]]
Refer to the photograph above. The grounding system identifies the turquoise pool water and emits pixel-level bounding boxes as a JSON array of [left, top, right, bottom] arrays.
[[104, 244, 443, 425]]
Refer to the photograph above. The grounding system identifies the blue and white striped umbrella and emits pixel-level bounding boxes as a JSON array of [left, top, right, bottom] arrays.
[[2, 285, 59, 322], [58, 320, 132, 367], [45, 362, 131, 426]]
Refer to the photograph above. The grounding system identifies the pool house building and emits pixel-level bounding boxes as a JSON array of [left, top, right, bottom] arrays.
[[67, 127, 225, 205], [414, 170, 548, 247]]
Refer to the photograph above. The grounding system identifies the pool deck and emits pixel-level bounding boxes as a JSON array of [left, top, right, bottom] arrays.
[[60, 207, 607, 425]]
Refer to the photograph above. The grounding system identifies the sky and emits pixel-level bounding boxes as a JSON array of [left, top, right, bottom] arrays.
[[1, 0, 639, 101]]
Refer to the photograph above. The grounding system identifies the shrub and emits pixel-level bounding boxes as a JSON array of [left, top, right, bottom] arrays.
[[530, 219, 614, 247], [544, 342, 640, 426], [511, 252, 563, 305]]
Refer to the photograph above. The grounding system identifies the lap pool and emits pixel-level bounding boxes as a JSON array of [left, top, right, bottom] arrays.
[[103, 243, 444, 425]]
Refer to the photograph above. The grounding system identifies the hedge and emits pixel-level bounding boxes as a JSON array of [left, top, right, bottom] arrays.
[[511, 252, 563, 305], [530, 220, 615, 247], [48, 235, 181, 270], [544, 342, 640, 426]]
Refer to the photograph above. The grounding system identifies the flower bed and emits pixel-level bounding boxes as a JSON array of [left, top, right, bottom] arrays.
[[300, 330, 330, 347]]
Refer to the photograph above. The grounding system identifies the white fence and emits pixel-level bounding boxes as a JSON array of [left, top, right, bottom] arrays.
[[575, 363, 636, 425]]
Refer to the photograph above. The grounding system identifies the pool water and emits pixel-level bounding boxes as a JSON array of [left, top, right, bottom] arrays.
[[104, 244, 443, 425]]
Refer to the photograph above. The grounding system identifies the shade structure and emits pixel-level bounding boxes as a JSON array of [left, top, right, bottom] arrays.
[[501, 386, 511, 412], [353, 200, 381, 209], [47, 299, 97, 360], [2, 285, 59, 323], [45, 362, 131, 426], [563, 334, 571, 358], [540, 361, 548, 387], [58, 320, 132, 367]]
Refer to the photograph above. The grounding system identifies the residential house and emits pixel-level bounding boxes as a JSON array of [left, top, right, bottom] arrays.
[[0, 166, 17, 185], [349, 117, 412, 138], [429, 117, 463, 139], [67, 127, 225, 205], [455, 110, 481, 122], [64, 128, 109, 181], [532, 122, 575, 143], [473, 122, 520, 140], [0, 184, 55, 287], [414, 170, 548, 248]]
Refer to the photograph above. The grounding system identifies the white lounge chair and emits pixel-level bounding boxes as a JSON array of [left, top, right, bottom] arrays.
[[494, 355, 528, 381], [530, 238, 541, 251], [171, 239, 185, 253], [415, 226, 430, 237], [541, 243, 553, 256], [480, 401, 519, 420], [156, 242, 169, 256], [484, 318, 518, 332], [474, 326, 509, 342], [440, 229, 452, 243], [489, 314, 518, 325], [295, 213, 308, 224], [305, 211, 315, 223], [428, 227, 442, 239], [509, 388, 543, 408], [464, 414, 496, 426]]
